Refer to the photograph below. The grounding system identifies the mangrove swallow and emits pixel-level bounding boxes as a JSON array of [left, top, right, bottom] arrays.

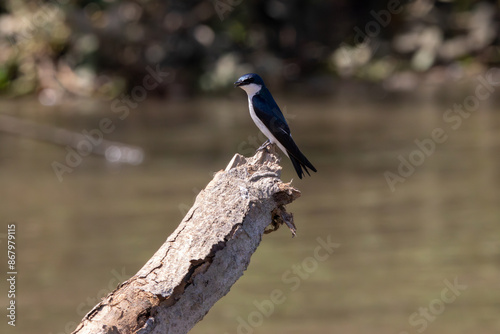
[[234, 73, 317, 179]]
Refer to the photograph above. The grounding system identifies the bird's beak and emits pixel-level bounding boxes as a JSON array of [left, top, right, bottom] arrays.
[[234, 80, 243, 87]]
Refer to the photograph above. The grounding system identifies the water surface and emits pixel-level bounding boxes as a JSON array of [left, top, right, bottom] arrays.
[[0, 92, 499, 334]]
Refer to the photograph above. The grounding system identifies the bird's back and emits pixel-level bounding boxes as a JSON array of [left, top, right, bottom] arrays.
[[253, 87, 289, 129]]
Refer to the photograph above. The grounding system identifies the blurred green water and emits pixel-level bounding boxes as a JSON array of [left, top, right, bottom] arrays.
[[0, 93, 499, 334]]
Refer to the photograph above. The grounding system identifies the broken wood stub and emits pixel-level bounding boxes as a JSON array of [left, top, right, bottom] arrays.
[[73, 146, 301, 334]]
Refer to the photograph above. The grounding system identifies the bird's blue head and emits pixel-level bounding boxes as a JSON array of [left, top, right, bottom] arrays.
[[234, 73, 265, 88], [234, 73, 265, 96]]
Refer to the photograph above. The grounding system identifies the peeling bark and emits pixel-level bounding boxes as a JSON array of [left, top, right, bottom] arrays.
[[72, 146, 301, 334]]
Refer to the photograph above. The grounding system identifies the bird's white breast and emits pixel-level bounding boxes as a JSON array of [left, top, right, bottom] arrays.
[[246, 92, 289, 157]]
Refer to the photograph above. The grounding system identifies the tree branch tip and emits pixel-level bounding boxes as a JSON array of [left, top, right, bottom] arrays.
[[224, 147, 283, 181], [225, 153, 247, 171]]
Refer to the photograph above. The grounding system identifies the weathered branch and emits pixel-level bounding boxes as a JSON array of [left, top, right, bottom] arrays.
[[72, 145, 301, 334]]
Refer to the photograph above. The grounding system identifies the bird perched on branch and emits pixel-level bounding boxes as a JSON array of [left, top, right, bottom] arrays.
[[235, 73, 317, 179]]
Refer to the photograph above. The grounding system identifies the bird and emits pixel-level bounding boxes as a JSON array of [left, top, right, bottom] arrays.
[[234, 73, 317, 179]]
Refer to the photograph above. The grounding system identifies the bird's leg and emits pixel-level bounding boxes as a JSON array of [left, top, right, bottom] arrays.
[[256, 139, 271, 152]]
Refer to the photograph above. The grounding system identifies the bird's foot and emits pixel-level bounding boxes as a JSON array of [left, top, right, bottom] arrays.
[[256, 139, 271, 152]]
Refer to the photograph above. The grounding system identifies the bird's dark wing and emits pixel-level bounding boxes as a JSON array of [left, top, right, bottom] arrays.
[[252, 93, 317, 179]]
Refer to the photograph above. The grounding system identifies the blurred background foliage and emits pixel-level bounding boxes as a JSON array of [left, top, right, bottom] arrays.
[[1, 0, 499, 102]]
